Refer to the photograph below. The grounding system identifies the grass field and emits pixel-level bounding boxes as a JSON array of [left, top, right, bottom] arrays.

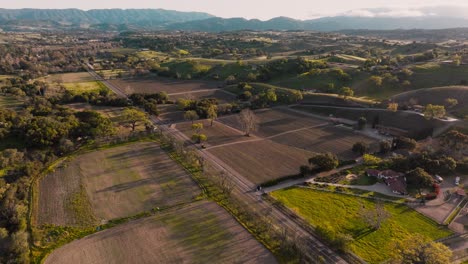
[[44, 200, 276, 264], [62, 81, 108, 94], [208, 139, 314, 184], [36, 142, 200, 226], [169, 89, 236, 103], [391, 86, 468, 108], [271, 188, 451, 263], [109, 78, 220, 95]]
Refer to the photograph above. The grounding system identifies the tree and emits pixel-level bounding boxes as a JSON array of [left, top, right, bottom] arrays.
[[191, 133, 207, 144], [207, 104, 218, 126], [379, 140, 392, 154], [395, 136, 417, 151], [352, 142, 369, 155], [387, 102, 398, 112], [184, 110, 199, 124], [390, 234, 452, 264], [122, 108, 147, 131], [359, 201, 391, 230], [357, 117, 367, 130], [406, 168, 434, 191], [191, 123, 203, 134], [424, 104, 446, 120], [369, 76, 383, 87], [363, 154, 382, 165], [308, 153, 339, 171], [238, 108, 258, 137], [444, 98, 458, 109], [339, 87, 354, 98]]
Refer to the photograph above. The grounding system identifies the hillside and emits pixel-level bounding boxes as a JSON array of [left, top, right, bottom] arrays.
[[391, 86, 468, 118], [0, 8, 214, 29], [167, 16, 468, 32], [2, 9, 468, 32]]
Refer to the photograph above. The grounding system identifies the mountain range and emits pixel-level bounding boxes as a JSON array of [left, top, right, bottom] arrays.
[[1, 8, 468, 32]]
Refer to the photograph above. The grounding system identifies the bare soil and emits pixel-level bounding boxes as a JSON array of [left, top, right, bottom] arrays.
[[36, 142, 200, 226], [208, 139, 314, 184], [45, 201, 276, 264]]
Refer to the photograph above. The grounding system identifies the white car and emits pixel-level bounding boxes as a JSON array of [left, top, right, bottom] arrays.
[[435, 175, 443, 183], [455, 177, 460, 185]]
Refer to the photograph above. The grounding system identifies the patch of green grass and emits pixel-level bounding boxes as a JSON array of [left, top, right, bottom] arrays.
[[161, 206, 232, 262], [63, 81, 109, 94], [65, 185, 97, 227], [271, 187, 452, 263]]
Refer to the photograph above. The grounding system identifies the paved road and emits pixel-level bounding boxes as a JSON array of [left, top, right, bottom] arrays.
[[91, 65, 349, 263]]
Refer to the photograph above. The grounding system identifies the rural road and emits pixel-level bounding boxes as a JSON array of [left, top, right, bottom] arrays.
[[90, 65, 349, 263]]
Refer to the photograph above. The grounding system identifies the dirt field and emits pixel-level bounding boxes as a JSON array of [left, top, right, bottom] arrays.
[[36, 142, 200, 226], [45, 201, 276, 264], [109, 78, 220, 95], [208, 139, 314, 184], [176, 119, 253, 147], [272, 125, 376, 160], [169, 89, 236, 103], [219, 108, 327, 138], [43, 72, 95, 83]]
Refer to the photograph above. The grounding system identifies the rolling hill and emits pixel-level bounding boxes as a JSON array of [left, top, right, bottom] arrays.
[[2, 9, 468, 32]]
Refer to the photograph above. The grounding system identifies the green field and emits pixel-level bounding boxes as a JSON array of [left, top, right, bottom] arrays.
[[271, 187, 451, 263], [62, 81, 108, 94]]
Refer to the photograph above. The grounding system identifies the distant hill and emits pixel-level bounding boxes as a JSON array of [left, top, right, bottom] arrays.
[[2, 8, 468, 32], [168, 16, 468, 32], [0, 8, 214, 30]]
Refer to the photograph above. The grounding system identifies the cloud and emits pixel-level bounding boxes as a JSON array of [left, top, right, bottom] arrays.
[[340, 5, 468, 18]]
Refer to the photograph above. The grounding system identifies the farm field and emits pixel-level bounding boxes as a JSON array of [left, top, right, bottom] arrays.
[[169, 89, 236, 103], [272, 125, 376, 160], [36, 142, 200, 226], [62, 81, 108, 94], [43, 72, 95, 83], [219, 108, 327, 138], [0, 95, 23, 109], [45, 200, 276, 264], [208, 139, 314, 184], [176, 119, 254, 147], [271, 187, 451, 264], [109, 78, 220, 94]]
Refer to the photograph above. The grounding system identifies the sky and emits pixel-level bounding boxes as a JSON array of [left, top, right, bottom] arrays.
[[1, 0, 468, 20]]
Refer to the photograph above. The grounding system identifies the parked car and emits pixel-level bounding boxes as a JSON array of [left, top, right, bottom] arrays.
[[455, 177, 460, 185], [435, 175, 443, 183]]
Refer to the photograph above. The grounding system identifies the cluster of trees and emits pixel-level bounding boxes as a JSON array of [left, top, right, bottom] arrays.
[[390, 152, 457, 176], [257, 57, 328, 81], [129, 92, 169, 116], [237, 83, 303, 108], [0, 34, 114, 78]]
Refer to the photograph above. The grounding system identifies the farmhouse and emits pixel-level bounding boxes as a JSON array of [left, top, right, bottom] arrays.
[[366, 169, 408, 195], [367, 169, 404, 180], [385, 176, 408, 195]]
